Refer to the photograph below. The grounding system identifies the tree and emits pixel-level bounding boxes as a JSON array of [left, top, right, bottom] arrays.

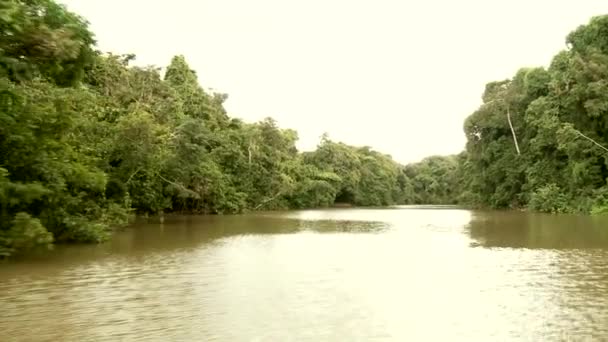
[[459, 14, 608, 213]]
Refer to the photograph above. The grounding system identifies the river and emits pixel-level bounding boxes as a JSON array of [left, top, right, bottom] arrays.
[[2, 207, 608, 341]]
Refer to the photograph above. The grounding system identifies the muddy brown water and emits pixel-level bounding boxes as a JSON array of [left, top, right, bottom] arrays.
[[2, 207, 608, 341]]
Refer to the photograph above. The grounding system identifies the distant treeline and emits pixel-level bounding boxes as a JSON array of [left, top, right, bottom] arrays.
[[1, 0, 607, 256]]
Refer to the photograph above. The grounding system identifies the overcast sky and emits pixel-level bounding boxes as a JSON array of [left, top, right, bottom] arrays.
[[59, 0, 606, 163]]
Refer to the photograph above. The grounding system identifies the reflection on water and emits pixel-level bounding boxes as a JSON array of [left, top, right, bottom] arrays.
[[1, 208, 608, 341], [467, 210, 608, 249]]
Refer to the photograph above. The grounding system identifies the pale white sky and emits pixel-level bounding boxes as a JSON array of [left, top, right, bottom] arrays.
[[60, 0, 606, 163]]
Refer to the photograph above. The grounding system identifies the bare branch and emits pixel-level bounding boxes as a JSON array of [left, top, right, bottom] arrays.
[[125, 167, 142, 184], [155, 173, 198, 198], [574, 129, 608, 153], [506, 107, 521, 155], [254, 191, 283, 210]]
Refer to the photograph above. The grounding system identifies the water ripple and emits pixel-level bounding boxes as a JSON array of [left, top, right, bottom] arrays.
[[1, 208, 608, 341]]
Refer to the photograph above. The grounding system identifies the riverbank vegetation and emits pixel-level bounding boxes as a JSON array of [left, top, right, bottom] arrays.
[[1, 0, 608, 255], [0, 0, 415, 255], [459, 16, 608, 215]]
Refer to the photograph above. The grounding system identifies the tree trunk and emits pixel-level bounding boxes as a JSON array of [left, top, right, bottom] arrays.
[[248, 144, 252, 165], [574, 129, 608, 153], [507, 107, 521, 155]]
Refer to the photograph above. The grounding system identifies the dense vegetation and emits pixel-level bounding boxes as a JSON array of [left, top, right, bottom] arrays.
[[0, 0, 423, 256], [460, 16, 608, 215], [2, 0, 608, 256]]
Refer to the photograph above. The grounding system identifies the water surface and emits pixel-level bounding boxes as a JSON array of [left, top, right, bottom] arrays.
[[2, 207, 608, 341]]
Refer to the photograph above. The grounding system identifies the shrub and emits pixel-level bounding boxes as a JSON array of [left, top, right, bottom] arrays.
[[528, 184, 569, 213]]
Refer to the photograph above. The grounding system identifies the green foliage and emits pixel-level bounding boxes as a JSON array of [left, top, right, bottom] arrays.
[[0, 1, 128, 256], [0, 213, 53, 257], [528, 184, 570, 213], [591, 205, 608, 215], [302, 138, 405, 207], [458, 15, 608, 214], [5, 1, 608, 256], [0, 0, 95, 85], [401, 155, 463, 205], [1, 0, 424, 257], [590, 187, 608, 215]]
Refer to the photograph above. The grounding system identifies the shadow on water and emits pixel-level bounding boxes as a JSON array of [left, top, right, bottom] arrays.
[[466, 210, 608, 249], [5, 212, 389, 267], [392, 204, 462, 210], [4, 207, 608, 340]]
